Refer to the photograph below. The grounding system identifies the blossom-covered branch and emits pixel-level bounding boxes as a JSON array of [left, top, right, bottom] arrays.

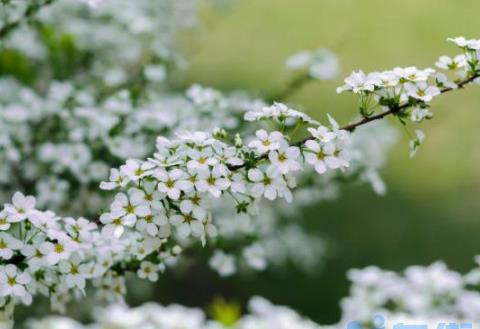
[[339, 71, 480, 133]]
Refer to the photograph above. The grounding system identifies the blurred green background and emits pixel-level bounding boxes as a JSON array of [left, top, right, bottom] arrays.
[[172, 0, 480, 323]]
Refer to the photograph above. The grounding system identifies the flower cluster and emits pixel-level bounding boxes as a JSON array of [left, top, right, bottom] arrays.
[[3, 0, 197, 88], [0, 0, 390, 289], [27, 296, 322, 329], [340, 260, 480, 323], [99, 103, 351, 242], [0, 80, 266, 216], [25, 260, 480, 329], [337, 37, 480, 157], [0, 97, 357, 318], [0, 191, 182, 316]]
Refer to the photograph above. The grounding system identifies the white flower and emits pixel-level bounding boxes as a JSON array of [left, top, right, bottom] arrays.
[[120, 159, 154, 181], [0, 210, 10, 231], [230, 173, 247, 194], [100, 212, 131, 238], [209, 251, 236, 277], [179, 192, 209, 220], [286, 48, 339, 80], [41, 238, 77, 266], [110, 192, 151, 225], [187, 148, 218, 173], [307, 126, 336, 143], [64, 217, 97, 242], [286, 50, 311, 71], [336, 71, 381, 94], [0, 265, 32, 305], [200, 216, 218, 244], [59, 256, 89, 290], [0, 233, 23, 260], [248, 168, 287, 201], [137, 261, 159, 282], [218, 146, 244, 168], [393, 67, 434, 82], [243, 244, 267, 271], [132, 237, 162, 260], [129, 182, 163, 209], [100, 168, 129, 190], [405, 82, 440, 102], [29, 210, 60, 232], [410, 107, 433, 123], [4, 192, 36, 222], [378, 71, 400, 87], [186, 84, 222, 107], [155, 169, 193, 200], [448, 37, 480, 50], [144, 64, 167, 83], [20, 239, 49, 271], [435, 72, 458, 90], [248, 130, 284, 154], [170, 212, 204, 239], [436, 55, 467, 71], [309, 49, 340, 80], [268, 143, 301, 174], [304, 140, 337, 174], [409, 129, 425, 158], [196, 166, 230, 198], [245, 103, 318, 124], [135, 210, 169, 237]]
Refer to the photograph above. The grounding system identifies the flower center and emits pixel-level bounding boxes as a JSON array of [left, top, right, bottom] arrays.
[[207, 176, 216, 185], [184, 214, 194, 223], [448, 63, 458, 70], [145, 215, 153, 223], [71, 265, 79, 275], [7, 277, 16, 286], [191, 195, 201, 205], [125, 204, 135, 214], [54, 243, 65, 254]]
